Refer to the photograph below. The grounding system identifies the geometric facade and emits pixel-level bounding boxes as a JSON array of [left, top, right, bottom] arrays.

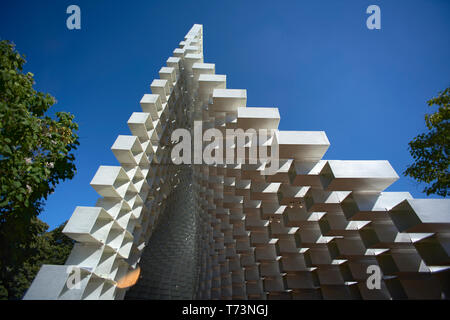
[[24, 24, 449, 300]]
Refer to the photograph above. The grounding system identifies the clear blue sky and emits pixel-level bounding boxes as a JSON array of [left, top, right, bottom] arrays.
[[1, 0, 449, 229]]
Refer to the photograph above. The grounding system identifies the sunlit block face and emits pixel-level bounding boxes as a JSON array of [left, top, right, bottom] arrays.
[[116, 266, 141, 289]]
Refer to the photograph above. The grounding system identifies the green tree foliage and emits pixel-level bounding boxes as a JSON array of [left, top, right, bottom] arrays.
[[404, 88, 450, 197], [0, 40, 79, 299], [0, 219, 74, 300]]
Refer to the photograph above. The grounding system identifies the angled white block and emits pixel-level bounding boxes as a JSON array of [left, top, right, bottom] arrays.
[[185, 45, 200, 54], [159, 67, 176, 86], [250, 182, 282, 200], [166, 57, 181, 76], [413, 233, 450, 266], [390, 199, 450, 233], [341, 192, 412, 220], [193, 63, 215, 80], [173, 48, 185, 57], [111, 135, 149, 166], [320, 160, 399, 192], [65, 243, 104, 270], [304, 188, 350, 212], [90, 166, 130, 198], [185, 53, 203, 71], [23, 265, 90, 300], [237, 107, 280, 130], [288, 160, 327, 187], [359, 220, 412, 247], [198, 74, 226, 97], [283, 207, 325, 227], [127, 112, 154, 141], [212, 89, 247, 112], [91, 248, 117, 279], [140, 94, 161, 120], [276, 130, 330, 161], [277, 184, 309, 205], [63, 206, 113, 244], [264, 159, 294, 183], [150, 79, 170, 103]]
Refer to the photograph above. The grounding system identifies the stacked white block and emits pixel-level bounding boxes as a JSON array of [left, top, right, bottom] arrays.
[[24, 24, 449, 300]]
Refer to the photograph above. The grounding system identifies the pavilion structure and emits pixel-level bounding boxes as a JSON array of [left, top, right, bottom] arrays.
[[24, 24, 449, 300]]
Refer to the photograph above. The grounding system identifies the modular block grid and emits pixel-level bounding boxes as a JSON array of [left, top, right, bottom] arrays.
[[24, 24, 450, 300]]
